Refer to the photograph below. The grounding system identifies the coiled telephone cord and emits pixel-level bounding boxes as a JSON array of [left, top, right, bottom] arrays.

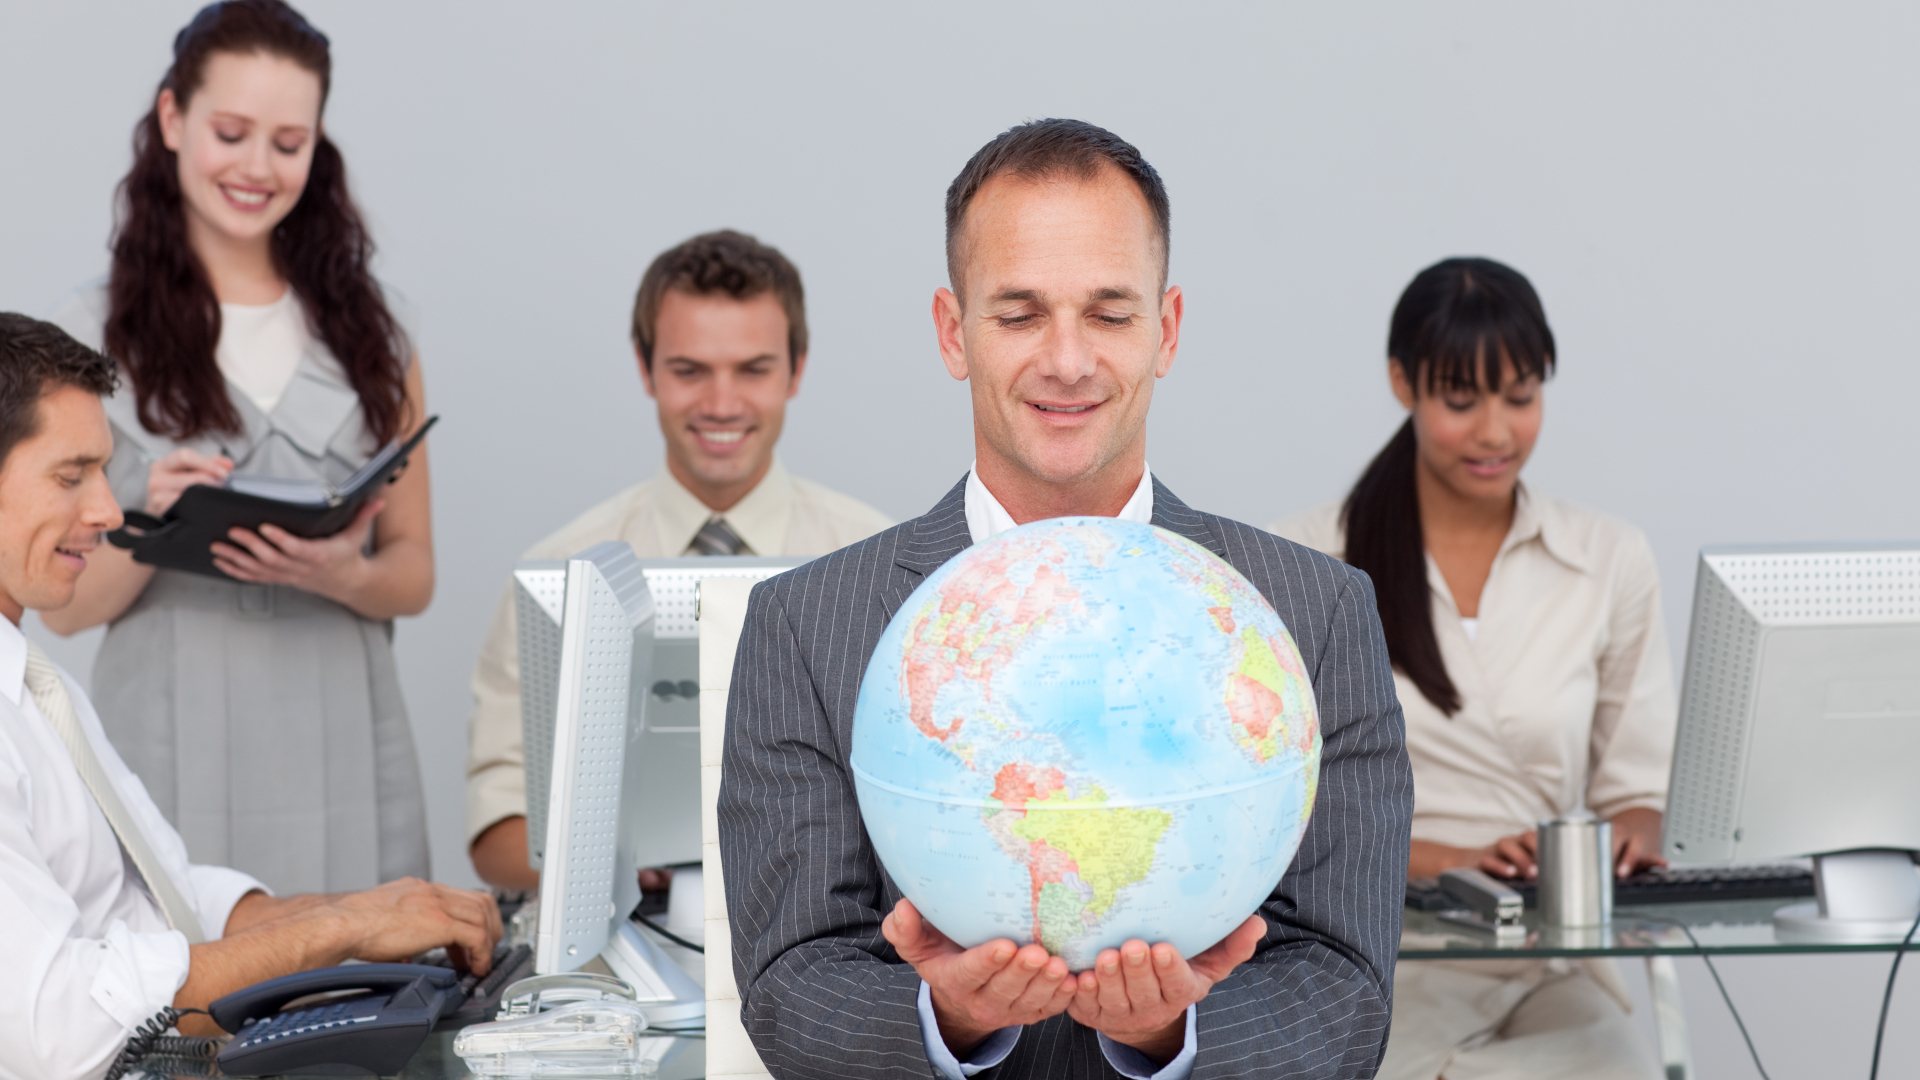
[[104, 1007, 222, 1080]]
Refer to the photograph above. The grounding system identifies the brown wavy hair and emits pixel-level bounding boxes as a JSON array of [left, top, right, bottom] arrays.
[[105, 0, 410, 445]]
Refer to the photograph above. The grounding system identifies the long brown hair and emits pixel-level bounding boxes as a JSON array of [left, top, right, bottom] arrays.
[[105, 0, 409, 445], [1342, 257, 1555, 715]]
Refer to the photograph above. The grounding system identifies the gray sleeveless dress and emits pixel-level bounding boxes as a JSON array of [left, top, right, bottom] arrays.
[[54, 285, 430, 895]]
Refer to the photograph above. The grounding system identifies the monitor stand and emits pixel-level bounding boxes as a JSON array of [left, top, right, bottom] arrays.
[[593, 868, 706, 1033], [596, 922, 707, 1031], [564, 923, 702, 1077], [1774, 850, 1920, 943]]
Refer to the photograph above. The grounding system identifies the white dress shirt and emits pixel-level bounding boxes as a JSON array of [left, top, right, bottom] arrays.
[[0, 618, 265, 1080], [963, 461, 1156, 546], [921, 464, 1196, 1080]]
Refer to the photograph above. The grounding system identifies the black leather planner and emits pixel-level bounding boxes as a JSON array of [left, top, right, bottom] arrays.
[[106, 416, 437, 581]]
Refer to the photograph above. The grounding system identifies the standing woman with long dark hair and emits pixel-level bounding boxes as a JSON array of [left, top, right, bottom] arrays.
[[1271, 258, 1675, 1079], [49, 0, 433, 895]]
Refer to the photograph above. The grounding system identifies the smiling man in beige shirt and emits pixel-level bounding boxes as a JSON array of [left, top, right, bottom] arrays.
[[464, 231, 892, 890]]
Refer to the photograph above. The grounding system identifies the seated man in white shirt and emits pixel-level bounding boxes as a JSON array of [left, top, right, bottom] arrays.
[[0, 313, 501, 1080], [466, 229, 893, 890]]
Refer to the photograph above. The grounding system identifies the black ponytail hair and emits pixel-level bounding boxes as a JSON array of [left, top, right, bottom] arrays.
[[1342, 257, 1556, 715]]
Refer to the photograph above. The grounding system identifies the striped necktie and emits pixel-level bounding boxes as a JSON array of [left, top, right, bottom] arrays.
[[24, 641, 205, 943], [692, 517, 748, 557]]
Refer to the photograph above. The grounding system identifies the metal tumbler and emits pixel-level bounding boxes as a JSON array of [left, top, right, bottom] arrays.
[[1536, 817, 1612, 927]]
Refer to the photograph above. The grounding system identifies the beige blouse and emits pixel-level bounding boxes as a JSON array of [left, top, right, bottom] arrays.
[[1269, 489, 1676, 849]]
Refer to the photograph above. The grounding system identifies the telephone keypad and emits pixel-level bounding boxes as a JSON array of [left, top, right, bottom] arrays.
[[233, 1001, 380, 1047]]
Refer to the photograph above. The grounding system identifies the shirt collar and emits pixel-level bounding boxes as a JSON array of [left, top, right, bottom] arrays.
[[1500, 485, 1590, 574], [964, 463, 1155, 545], [651, 456, 796, 557], [0, 617, 25, 707], [1423, 486, 1591, 615]]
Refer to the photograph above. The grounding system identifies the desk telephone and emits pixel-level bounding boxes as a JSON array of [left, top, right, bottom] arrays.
[[210, 963, 460, 1076], [198, 943, 532, 1077]]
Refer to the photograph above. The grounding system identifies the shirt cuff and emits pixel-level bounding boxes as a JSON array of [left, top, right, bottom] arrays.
[[466, 762, 528, 846], [188, 863, 271, 941], [1097, 1004, 1198, 1080], [916, 979, 1020, 1079], [88, 919, 191, 1031]]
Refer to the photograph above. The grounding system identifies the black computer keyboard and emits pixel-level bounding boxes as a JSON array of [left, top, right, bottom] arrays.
[[416, 942, 535, 1029], [1606, 865, 1815, 906], [1406, 864, 1815, 911]]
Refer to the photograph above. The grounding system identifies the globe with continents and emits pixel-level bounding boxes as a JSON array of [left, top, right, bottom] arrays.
[[850, 517, 1321, 970]]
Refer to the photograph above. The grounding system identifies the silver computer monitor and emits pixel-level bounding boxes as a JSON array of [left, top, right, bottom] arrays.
[[618, 556, 805, 873], [1664, 542, 1920, 941], [532, 549, 803, 992], [513, 560, 567, 871], [534, 541, 657, 974]]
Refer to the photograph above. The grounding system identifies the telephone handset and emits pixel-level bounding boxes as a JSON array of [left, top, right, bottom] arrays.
[[209, 963, 461, 1077]]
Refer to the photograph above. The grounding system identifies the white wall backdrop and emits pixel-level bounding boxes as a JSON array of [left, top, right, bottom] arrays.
[[3, 3, 1916, 1075]]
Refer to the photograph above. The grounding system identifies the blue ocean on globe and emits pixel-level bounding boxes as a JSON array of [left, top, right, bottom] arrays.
[[850, 517, 1322, 970]]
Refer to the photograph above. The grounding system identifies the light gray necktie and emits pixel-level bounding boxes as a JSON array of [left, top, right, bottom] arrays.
[[692, 517, 748, 557], [24, 641, 205, 944]]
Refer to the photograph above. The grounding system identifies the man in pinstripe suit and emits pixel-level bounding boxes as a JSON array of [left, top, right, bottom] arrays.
[[720, 119, 1413, 1079]]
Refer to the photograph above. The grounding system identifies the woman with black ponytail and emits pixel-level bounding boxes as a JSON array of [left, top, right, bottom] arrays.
[[48, 0, 433, 895], [1271, 258, 1676, 1079]]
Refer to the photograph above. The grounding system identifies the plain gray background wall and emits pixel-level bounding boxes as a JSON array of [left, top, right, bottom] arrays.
[[3, 2, 1916, 1075]]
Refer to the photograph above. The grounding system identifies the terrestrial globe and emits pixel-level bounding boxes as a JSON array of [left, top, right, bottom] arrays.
[[851, 517, 1321, 969]]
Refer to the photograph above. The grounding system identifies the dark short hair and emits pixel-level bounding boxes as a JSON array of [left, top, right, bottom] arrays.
[[944, 119, 1171, 298], [631, 230, 807, 371], [0, 314, 119, 470], [1388, 257, 1556, 395]]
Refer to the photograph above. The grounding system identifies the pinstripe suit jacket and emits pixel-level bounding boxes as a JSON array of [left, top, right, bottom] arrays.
[[720, 476, 1413, 1079]]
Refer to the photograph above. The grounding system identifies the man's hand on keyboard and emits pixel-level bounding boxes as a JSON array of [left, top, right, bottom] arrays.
[[324, 878, 504, 975]]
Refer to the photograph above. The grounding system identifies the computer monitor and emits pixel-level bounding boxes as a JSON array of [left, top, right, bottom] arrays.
[[512, 560, 567, 871], [616, 556, 806, 873], [525, 548, 802, 995], [1664, 542, 1920, 942], [533, 541, 657, 975]]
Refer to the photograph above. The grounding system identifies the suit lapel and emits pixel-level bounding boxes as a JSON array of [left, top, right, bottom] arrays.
[[1149, 477, 1227, 558], [884, 475, 973, 619]]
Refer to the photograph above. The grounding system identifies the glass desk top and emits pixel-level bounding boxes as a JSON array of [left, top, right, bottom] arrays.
[[395, 1030, 705, 1080], [139, 1031, 705, 1080], [142, 900, 1919, 1078], [1400, 897, 1919, 959]]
